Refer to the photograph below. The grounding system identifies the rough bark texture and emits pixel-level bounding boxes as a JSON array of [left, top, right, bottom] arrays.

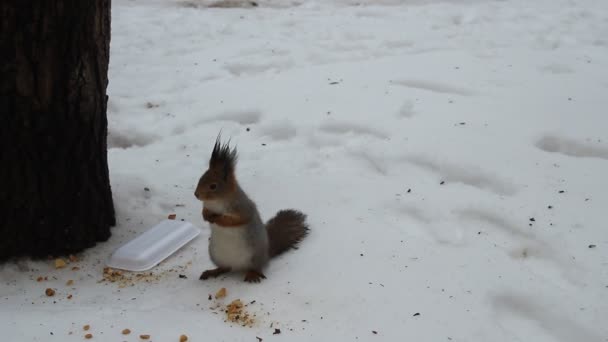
[[0, 0, 116, 260]]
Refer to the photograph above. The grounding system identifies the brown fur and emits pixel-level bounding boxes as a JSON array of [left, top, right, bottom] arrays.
[[213, 212, 250, 227], [266, 209, 309, 258], [199, 267, 231, 280], [194, 136, 238, 202]]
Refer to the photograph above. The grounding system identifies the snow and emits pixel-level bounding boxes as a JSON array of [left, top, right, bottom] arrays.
[[3, 0, 608, 341]]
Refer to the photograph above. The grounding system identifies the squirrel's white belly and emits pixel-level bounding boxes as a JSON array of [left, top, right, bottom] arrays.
[[209, 224, 253, 270]]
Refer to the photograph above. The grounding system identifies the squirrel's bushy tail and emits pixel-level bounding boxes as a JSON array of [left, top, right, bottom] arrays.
[[266, 209, 309, 258]]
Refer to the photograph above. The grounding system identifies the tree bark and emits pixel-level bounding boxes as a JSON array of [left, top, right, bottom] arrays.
[[0, 0, 116, 260]]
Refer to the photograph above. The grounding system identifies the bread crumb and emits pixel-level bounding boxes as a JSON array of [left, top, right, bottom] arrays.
[[101, 267, 172, 288], [168, 214, 177, 220], [226, 299, 255, 326], [45, 288, 55, 297], [122, 329, 131, 335], [140, 334, 151, 340], [180, 334, 188, 342], [66, 279, 75, 286], [85, 333, 93, 339], [55, 258, 67, 269], [215, 287, 227, 299], [83, 325, 90, 331]]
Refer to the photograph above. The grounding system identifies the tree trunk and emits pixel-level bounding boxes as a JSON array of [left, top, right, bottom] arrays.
[[0, 0, 116, 260]]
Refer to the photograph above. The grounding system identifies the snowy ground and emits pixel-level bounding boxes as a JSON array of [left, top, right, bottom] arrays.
[[3, 0, 608, 341]]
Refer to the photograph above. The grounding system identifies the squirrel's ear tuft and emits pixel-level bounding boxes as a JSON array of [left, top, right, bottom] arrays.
[[209, 133, 238, 179]]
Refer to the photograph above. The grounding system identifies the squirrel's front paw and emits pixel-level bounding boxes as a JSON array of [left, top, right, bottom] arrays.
[[204, 214, 220, 223], [203, 208, 220, 223]]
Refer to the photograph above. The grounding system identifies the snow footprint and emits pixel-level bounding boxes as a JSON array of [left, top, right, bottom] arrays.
[[180, 0, 259, 9], [457, 208, 539, 244], [390, 79, 475, 96], [224, 59, 294, 76], [348, 149, 388, 175], [108, 126, 160, 149], [318, 121, 388, 140], [457, 207, 582, 283], [213, 109, 262, 125], [392, 204, 465, 245], [538, 64, 574, 74], [258, 120, 297, 141], [183, 109, 262, 134], [397, 100, 415, 118], [405, 155, 517, 196], [536, 135, 608, 160], [491, 293, 603, 342]]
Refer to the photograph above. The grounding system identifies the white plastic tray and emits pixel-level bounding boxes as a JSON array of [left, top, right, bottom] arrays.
[[107, 220, 201, 271]]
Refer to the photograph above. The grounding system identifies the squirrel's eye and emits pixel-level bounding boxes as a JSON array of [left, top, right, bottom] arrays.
[[209, 183, 217, 190]]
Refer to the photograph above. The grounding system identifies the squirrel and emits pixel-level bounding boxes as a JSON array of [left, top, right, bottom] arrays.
[[194, 136, 309, 283]]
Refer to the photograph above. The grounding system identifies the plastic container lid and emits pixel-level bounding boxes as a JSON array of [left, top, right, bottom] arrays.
[[107, 220, 201, 271]]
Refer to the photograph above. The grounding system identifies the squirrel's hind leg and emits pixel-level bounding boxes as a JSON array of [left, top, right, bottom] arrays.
[[200, 267, 231, 280], [244, 270, 266, 283]]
